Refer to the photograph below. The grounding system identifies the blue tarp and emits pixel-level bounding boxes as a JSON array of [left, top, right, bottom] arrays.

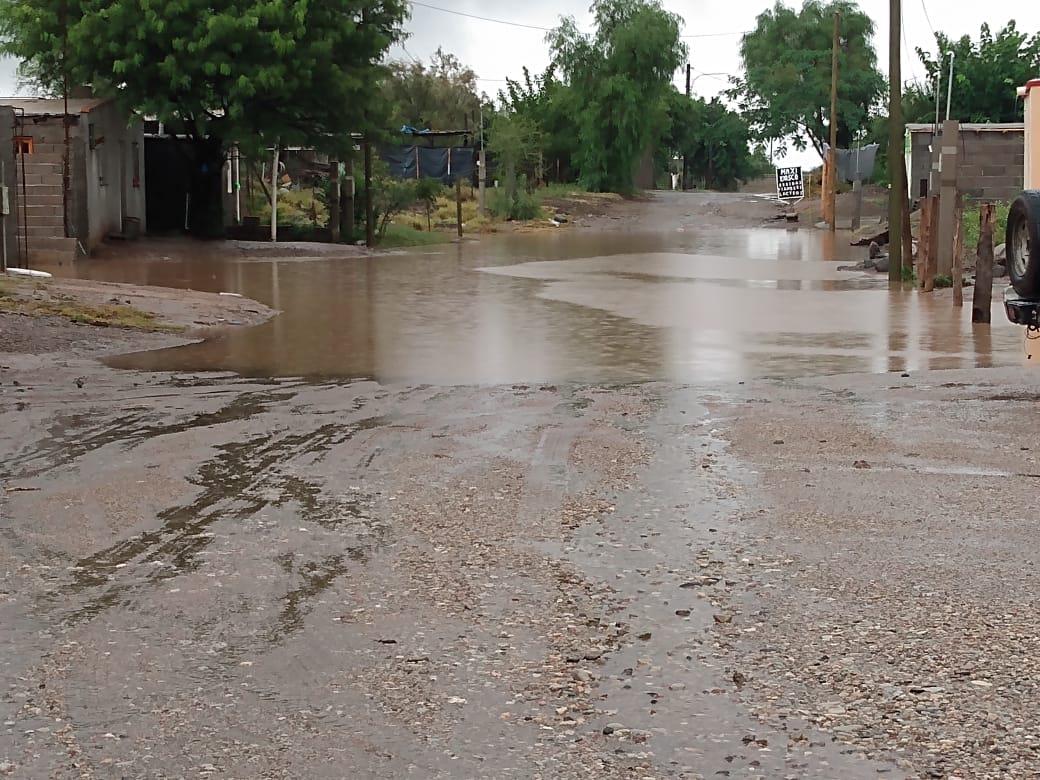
[[380, 146, 476, 183]]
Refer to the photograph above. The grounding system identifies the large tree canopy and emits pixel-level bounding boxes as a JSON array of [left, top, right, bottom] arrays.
[[1, 0, 407, 233], [547, 0, 686, 193], [732, 0, 884, 157], [904, 21, 1040, 124], [497, 66, 579, 181], [383, 48, 481, 132], [663, 90, 761, 191]]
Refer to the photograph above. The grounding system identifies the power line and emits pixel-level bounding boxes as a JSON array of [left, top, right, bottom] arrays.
[[407, 1, 550, 31], [919, 0, 936, 38], [681, 31, 748, 39], [406, 1, 748, 39]]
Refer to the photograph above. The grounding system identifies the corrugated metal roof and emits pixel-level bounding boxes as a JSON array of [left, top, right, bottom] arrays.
[[907, 122, 1024, 133], [0, 97, 110, 116]]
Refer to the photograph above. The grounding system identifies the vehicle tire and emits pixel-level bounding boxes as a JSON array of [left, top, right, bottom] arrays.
[[1007, 191, 1040, 298]]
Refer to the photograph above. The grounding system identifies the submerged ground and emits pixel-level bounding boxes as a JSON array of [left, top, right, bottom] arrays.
[[2, 191, 1036, 779]]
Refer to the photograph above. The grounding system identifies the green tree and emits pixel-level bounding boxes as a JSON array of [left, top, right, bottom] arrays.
[[663, 91, 758, 190], [547, 0, 686, 194], [488, 112, 543, 219], [0, 0, 407, 236], [384, 48, 482, 132], [731, 0, 884, 157], [498, 66, 579, 182], [903, 21, 1040, 124]]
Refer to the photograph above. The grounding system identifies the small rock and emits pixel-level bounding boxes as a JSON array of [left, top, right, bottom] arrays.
[[994, 263, 1008, 278], [773, 439, 785, 445], [669, 682, 686, 691], [637, 632, 652, 641], [0, 761, 15, 776], [675, 609, 691, 617], [995, 243, 1007, 262], [603, 722, 625, 735], [584, 649, 603, 661], [853, 460, 872, 469], [874, 254, 891, 273], [713, 613, 733, 624], [869, 241, 882, 259]]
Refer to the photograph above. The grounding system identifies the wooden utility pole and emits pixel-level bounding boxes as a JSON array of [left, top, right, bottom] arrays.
[[683, 63, 691, 191], [972, 204, 996, 323], [364, 139, 374, 247], [828, 11, 840, 232], [329, 157, 340, 242], [888, 0, 905, 281]]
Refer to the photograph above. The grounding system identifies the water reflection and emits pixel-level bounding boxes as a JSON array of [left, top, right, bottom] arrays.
[[39, 226, 1024, 384]]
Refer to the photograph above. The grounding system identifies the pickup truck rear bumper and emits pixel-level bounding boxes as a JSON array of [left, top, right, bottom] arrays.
[[1005, 288, 1040, 327]]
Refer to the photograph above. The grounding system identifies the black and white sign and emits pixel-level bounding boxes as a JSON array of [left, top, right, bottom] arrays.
[[775, 166, 804, 200]]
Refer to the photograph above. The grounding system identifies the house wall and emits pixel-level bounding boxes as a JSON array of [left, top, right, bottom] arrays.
[[83, 102, 146, 248], [910, 127, 1024, 204], [0, 108, 18, 267]]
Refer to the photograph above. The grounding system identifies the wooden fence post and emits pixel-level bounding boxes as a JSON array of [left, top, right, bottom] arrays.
[[953, 194, 965, 306], [455, 177, 463, 239], [920, 195, 935, 292], [972, 203, 996, 323]]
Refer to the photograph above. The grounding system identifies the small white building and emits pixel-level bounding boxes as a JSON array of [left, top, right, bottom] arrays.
[[1, 96, 146, 262]]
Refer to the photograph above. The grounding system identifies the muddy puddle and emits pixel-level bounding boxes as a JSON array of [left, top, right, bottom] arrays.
[[43, 220, 1025, 383]]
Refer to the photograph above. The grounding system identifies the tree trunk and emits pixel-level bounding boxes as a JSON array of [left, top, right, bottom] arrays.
[[187, 136, 225, 238]]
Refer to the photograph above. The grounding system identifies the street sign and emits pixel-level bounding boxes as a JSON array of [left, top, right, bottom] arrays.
[[776, 166, 804, 201]]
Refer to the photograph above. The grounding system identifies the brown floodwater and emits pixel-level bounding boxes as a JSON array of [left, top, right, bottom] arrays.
[[41, 213, 1028, 384]]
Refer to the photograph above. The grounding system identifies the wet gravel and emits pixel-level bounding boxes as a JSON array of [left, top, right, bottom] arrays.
[[3, 316, 1039, 778]]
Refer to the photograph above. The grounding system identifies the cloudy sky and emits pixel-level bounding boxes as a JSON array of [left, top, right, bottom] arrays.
[[3, 0, 1039, 166]]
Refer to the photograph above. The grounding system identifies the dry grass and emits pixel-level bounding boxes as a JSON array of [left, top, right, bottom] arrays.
[[0, 279, 180, 331]]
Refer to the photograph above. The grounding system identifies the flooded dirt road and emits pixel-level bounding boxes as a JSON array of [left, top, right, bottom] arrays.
[[5, 191, 1039, 778], [40, 192, 1025, 383]]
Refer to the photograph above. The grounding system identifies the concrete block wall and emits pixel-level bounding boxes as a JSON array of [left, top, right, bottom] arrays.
[[910, 127, 1024, 204], [957, 133, 1024, 202]]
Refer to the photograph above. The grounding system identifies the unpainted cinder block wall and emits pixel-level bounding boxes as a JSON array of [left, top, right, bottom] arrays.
[[910, 128, 1024, 204]]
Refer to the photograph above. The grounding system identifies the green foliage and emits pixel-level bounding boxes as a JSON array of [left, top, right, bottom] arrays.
[[547, 0, 686, 194], [904, 21, 1040, 124], [663, 90, 758, 190], [901, 264, 917, 283], [731, 0, 884, 157], [489, 176, 542, 221], [384, 48, 481, 132], [379, 223, 451, 248], [256, 188, 329, 228], [488, 112, 543, 212], [498, 66, 579, 181], [934, 274, 953, 289], [962, 203, 1010, 253], [1, 0, 407, 235], [414, 178, 444, 231]]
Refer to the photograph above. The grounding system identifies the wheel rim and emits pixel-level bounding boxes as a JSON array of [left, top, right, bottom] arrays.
[[1012, 217, 1030, 279]]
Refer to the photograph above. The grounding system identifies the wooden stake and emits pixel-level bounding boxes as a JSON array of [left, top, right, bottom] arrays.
[[329, 157, 340, 242], [952, 194, 964, 306], [455, 177, 463, 239], [364, 140, 374, 247], [920, 195, 936, 292], [972, 203, 996, 323]]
